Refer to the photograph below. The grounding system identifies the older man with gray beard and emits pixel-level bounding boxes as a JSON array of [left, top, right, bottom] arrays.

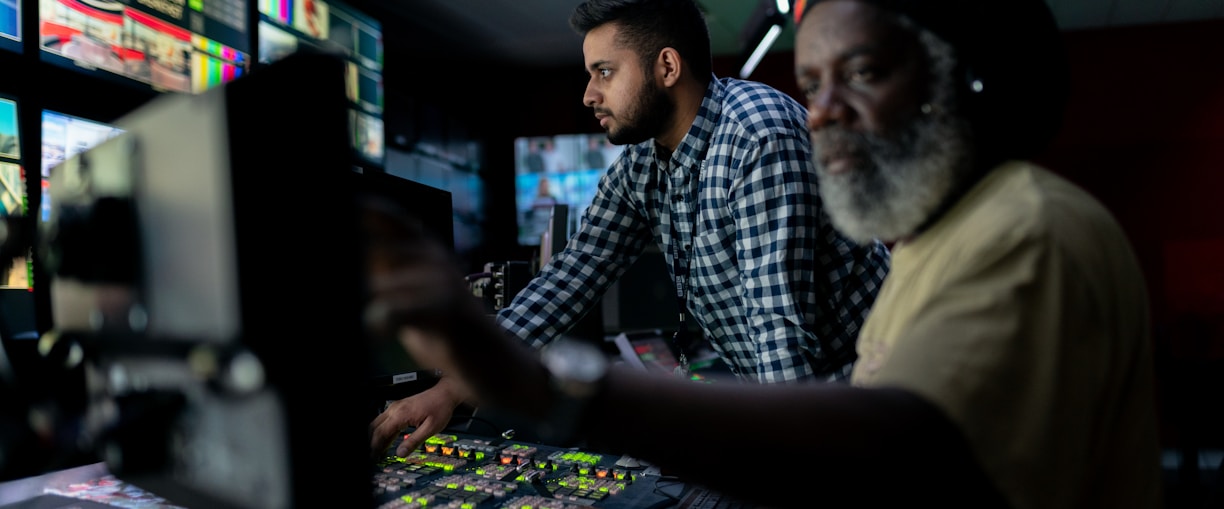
[[796, 0, 1162, 507]]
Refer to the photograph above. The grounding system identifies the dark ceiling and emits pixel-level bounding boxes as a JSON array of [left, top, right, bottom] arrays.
[[345, 0, 794, 68], [345, 0, 1224, 69]]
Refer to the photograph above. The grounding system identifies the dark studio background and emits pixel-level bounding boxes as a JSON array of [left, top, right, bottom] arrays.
[[0, 0, 1221, 505]]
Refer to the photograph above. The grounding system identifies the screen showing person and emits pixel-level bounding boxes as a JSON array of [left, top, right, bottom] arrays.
[[39, 0, 249, 94], [513, 133, 624, 246]]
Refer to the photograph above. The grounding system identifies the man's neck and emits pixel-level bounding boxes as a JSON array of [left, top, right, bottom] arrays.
[[654, 143, 672, 162], [655, 78, 707, 153]]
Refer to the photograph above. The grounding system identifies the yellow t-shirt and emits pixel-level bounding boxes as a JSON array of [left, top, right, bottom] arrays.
[[852, 161, 1162, 509]]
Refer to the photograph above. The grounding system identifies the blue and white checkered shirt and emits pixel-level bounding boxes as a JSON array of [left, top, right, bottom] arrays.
[[496, 77, 890, 383]]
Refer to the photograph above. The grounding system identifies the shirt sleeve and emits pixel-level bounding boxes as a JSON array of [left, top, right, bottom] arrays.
[[733, 130, 888, 383]]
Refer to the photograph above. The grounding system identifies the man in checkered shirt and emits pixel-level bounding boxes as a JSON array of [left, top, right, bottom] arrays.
[[369, 0, 889, 459]]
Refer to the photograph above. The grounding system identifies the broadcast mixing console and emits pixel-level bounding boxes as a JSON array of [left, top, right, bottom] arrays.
[[371, 431, 674, 509]]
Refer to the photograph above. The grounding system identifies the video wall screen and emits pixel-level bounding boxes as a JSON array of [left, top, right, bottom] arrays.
[[41, 109, 125, 224], [39, 0, 250, 94], [0, 95, 29, 289], [0, 0, 19, 53], [513, 133, 624, 246], [258, 0, 383, 166]]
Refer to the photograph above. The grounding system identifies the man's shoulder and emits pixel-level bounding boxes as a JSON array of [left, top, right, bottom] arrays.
[[932, 162, 1127, 260], [980, 162, 1112, 226], [711, 77, 807, 133], [715, 77, 804, 110]]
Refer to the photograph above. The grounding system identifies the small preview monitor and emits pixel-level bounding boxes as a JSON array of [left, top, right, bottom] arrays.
[[0, 0, 19, 53], [257, 20, 302, 64], [292, 0, 328, 39], [0, 96, 17, 160], [0, 94, 30, 290], [347, 61, 382, 115], [350, 108, 383, 165]]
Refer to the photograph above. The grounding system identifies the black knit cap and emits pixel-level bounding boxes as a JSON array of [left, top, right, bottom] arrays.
[[795, 0, 1070, 164]]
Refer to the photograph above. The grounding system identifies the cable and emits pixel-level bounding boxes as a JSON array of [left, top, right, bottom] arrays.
[[465, 272, 493, 282], [446, 414, 502, 437], [651, 475, 686, 503], [0, 328, 14, 388]]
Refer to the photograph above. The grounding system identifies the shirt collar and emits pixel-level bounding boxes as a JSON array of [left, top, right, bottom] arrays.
[[652, 75, 723, 173]]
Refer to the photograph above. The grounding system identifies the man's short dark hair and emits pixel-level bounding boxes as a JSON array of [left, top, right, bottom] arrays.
[[570, 0, 713, 85]]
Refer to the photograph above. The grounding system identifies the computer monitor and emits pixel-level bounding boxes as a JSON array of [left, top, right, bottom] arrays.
[[354, 171, 453, 404], [39, 51, 369, 507], [359, 171, 454, 254], [384, 144, 485, 259], [537, 203, 568, 268]]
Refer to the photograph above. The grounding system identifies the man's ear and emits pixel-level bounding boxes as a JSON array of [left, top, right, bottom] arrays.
[[657, 47, 683, 88]]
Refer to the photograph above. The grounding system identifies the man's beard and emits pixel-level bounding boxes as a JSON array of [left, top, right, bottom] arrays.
[[812, 109, 974, 245], [606, 75, 674, 146]]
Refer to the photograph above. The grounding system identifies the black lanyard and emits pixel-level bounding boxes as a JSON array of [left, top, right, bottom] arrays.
[[667, 160, 703, 377]]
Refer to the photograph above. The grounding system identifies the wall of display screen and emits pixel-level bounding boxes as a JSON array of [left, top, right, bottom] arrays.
[[257, 0, 384, 167], [2, 0, 395, 330]]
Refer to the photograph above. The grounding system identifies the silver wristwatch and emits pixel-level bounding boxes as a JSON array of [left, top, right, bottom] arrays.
[[536, 337, 609, 445]]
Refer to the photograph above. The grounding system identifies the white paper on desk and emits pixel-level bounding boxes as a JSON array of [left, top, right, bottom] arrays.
[[611, 332, 649, 371]]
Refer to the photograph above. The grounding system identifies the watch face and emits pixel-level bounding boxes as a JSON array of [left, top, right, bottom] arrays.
[[537, 338, 608, 446], [543, 339, 608, 384]]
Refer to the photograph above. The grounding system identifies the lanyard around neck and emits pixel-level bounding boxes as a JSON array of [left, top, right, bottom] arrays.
[[667, 159, 703, 377]]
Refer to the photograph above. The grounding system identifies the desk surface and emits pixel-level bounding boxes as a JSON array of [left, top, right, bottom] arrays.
[[0, 460, 188, 509], [0, 463, 108, 505], [0, 462, 183, 508]]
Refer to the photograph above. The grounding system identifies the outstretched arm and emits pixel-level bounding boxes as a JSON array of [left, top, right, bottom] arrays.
[[363, 195, 1004, 508], [395, 321, 1005, 508]]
